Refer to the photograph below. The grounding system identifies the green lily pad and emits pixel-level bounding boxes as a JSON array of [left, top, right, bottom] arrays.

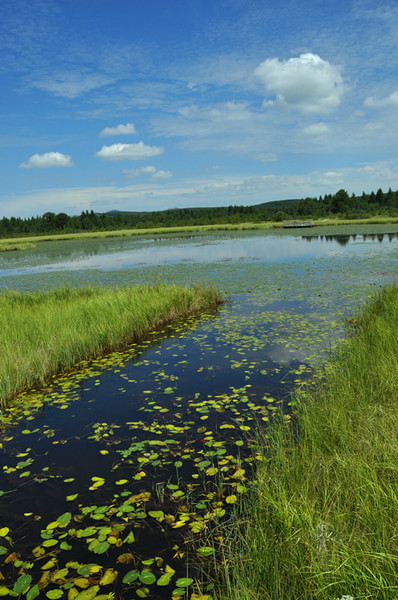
[[148, 510, 164, 521], [66, 494, 78, 502], [46, 590, 64, 599], [77, 564, 102, 577], [42, 539, 58, 547], [175, 578, 193, 588], [57, 512, 72, 527], [92, 541, 110, 555], [156, 572, 174, 586], [197, 546, 215, 556], [74, 586, 100, 600], [122, 569, 139, 584], [139, 571, 156, 585], [26, 584, 40, 600], [13, 574, 32, 595]]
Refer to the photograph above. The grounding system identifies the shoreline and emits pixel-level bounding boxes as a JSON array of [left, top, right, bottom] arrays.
[[1, 215, 398, 248]]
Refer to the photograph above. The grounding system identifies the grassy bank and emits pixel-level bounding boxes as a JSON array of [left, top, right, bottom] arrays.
[[0, 222, 281, 245], [0, 283, 223, 409], [1, 215, 398, 247], [0, 241, 36, 252], [219, 285, 398, 600]]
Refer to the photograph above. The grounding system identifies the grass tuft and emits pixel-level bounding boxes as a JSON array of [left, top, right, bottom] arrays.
[[0, 283, 223, 408]]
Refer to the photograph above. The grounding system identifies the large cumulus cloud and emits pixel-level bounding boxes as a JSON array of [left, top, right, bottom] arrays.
[[254, 53, 344, 113]]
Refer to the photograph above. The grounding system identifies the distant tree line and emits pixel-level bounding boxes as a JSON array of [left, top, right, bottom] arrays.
[[1, 187, 397, 238]]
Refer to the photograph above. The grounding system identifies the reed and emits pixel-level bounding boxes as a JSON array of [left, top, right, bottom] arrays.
[[218, 285, 398, 600], [0, 283, 223, 408]]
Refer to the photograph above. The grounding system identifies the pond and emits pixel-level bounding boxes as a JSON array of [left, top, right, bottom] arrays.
[[0, 225, 397, 600]]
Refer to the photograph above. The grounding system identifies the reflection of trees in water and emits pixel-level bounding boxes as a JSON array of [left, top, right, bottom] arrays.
[[302, 233, 398, 245]]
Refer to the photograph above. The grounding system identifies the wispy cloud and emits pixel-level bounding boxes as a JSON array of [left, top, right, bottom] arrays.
[[0, 0, 61, 68], [254, 153, 277, 162], [364, 91, 398, 108], [302, 123, 331, 135], [95, 142, 164, 161], [19, 152, 73, 169], [179, 102, 252, 122], [152, 101, 266, 155], [100, 123, 136, 137], [31, 71, 114, 99]]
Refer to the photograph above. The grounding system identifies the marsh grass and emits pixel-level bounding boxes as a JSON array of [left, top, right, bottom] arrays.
[[316, 216, 398, 226], [0, 222, 281, 245], [217, 285, 398, 600], [0, 283, 223, 408], [0, 242, 36, 252]]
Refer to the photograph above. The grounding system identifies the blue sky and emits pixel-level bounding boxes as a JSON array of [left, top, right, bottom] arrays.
[[1, 0, 397, 218]]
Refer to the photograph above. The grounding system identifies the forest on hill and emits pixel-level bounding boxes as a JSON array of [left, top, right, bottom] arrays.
[[1, 187, 397, 238]]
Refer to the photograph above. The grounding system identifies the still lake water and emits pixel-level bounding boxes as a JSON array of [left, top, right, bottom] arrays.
[[0, 225, 397, 599]]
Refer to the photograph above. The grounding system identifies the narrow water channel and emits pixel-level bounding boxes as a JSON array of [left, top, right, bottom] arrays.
[[0, 226, 397, 599]]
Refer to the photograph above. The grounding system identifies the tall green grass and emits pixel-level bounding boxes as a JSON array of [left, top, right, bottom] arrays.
[[0, 283, 223, 408], [218, 285, 398, 600], [0, 242, 36, 252]]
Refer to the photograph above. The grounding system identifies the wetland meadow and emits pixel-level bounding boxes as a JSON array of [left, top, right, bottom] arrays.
[[0, 224, 397, 600]]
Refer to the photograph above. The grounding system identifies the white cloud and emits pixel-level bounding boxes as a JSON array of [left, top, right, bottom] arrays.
[[123, 166, 173, 179], [20, 152, 73, 169], [96, 142, 164, 161], [254, 53, 344, 113], [364, 91, 398, 108], [99, 123, 136, 137], [302, 123, 330, 136]]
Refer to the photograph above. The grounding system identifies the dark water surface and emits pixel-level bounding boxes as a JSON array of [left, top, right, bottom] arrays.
[[0, 226, 397, 599]]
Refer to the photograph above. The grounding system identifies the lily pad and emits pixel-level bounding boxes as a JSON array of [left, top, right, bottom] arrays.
[[46, 590, 64, 599], [26, 585, 40, 600], [156, 572, 174, 586], [175, 578, 194, 588], [74, 586, 100, 600], [13, 574, 32, 595], [139, 571, 156, 585], [122, 570, 139, 584]]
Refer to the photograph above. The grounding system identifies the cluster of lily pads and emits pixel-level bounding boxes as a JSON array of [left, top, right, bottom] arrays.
[[0, 491, 213, 599]]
